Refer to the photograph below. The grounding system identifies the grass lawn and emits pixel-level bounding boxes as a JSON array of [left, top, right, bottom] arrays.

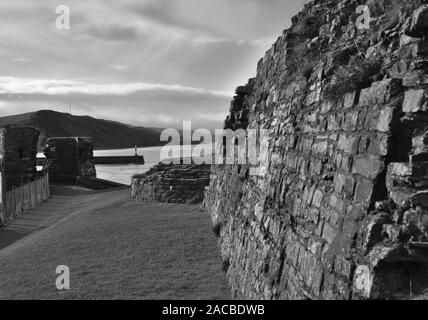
[[0, 189, 230, 300]]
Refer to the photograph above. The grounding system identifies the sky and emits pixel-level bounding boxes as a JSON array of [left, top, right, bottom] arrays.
[[0, 0, 305, 129]]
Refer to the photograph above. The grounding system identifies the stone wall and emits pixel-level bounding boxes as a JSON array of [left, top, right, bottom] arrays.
[[44, 137, 96, 183], [0, 169, 50, 225], [131, 162, 211, 204], [205, 0, 428, 300]]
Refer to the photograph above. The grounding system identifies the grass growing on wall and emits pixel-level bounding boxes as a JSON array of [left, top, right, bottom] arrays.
[[324, 53, 383, 100]]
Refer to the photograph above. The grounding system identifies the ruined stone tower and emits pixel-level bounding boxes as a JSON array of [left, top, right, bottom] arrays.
[[44, 137, 96, 183]]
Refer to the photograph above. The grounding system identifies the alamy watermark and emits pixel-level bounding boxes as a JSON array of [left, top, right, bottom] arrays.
[[160, 122, 269, 177], [55, 5, 70, 30], [56, 265, 70, 290], [355, 5, 373, 30]]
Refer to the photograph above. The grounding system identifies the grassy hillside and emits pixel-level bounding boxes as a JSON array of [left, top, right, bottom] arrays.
[[0, 110, 165, 150]]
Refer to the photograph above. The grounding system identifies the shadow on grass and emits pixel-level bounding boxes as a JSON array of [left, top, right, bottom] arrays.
[[0, 229, 31, 250]]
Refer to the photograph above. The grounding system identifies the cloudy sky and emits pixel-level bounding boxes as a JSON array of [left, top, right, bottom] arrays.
[[0, 0, 304, 129]]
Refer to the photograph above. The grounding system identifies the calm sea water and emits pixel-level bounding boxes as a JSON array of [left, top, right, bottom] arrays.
[[94, 146, 163, 185], [96, 145, 212, 185]]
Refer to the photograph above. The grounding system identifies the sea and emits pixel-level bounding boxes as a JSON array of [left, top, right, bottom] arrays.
[[39, 144, 213, 186]]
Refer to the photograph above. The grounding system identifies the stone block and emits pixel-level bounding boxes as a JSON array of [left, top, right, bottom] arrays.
[[367, 135, 389, 157], [348, 204, 366, 221], [312, 189, 324, 208], [363, 108, 380, 131], [327, 115, 340, 131], [330, 193, 345, 213], [334, 174, 346, 194], [359, 79, 402, 107], [388, 61, 409, 79], [389, 189, 413, 207], [341, 154, 352, 171], [412, 132, 428, 154], [352, 156, 385, 180], [235, 85, 252, 95], [322, 222, 336, 244], [353, 265, 373, 299], [337, 134, 358, 154], [312, 140, 328, 155], [342, 111, 359, 131], [403, 70, 428, 87], [376, 107, 395, 132], [354, 180, 374, 204], [403, 89, 428, 113], [407, 5, 428, 37], [387, 162, 428, 192], [321, 100, 335, 114]]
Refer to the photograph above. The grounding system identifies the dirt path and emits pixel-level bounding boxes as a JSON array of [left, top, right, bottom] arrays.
[[0, 187, 230, 300]]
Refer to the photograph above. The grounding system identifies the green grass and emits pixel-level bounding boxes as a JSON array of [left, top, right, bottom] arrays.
[[0, 190, 230, 300]]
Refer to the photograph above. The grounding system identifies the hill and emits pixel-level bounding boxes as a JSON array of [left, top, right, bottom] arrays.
[[0, 110, 165, 150]]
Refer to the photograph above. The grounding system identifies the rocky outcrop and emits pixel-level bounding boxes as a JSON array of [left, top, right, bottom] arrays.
[[224, 80, 254, 131], [205, 0, 428, 300], [131, 162, 211, 204]]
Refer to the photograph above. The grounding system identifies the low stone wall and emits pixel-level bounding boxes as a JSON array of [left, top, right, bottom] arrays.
[[0, 168, 50, 225], [131, 162, 211, 204]]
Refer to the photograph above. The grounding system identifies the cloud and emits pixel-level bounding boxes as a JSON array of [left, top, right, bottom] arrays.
[[84, 24, 140, 41], [0, 77, 231, 97], [12, 58, 31, 63], [109, 65, 131, 71], [129, 0, 304, 42], [0, 0, 306, 129], [0, 76, 231, 129]]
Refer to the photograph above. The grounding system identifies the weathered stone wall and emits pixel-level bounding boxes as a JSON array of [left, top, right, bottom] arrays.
[[44, 137, 96, 183], [205, 0, 428, 300], [0, 169, 50, 225], [132, 162, 211, 204]]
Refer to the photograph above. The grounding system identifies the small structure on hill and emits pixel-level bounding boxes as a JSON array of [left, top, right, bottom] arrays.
[[131, 162, 211, 204], [44, 137, 96, 183], [0, 126, 50, 225]]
